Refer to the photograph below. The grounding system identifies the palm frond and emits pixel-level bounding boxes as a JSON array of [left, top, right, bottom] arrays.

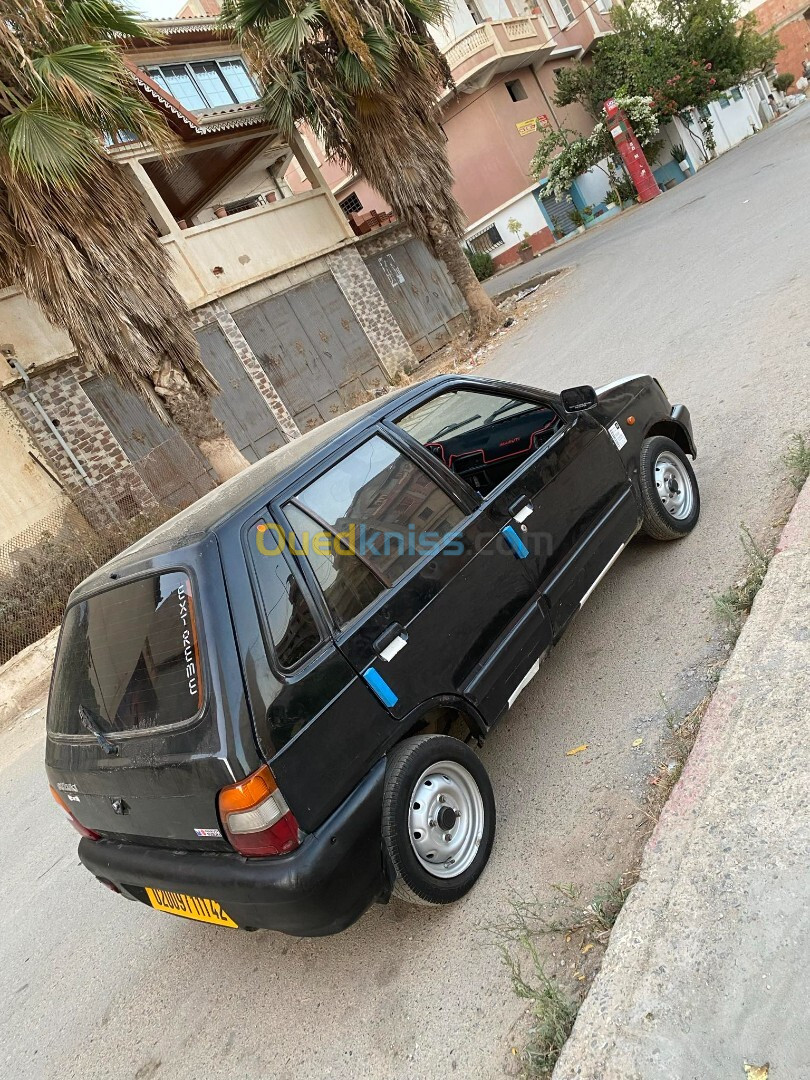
[[0, 105, 98, 185], [263, 2, 321, 56]]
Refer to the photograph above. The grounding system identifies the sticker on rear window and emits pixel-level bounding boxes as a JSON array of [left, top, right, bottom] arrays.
[[608, 421, 628, 450]]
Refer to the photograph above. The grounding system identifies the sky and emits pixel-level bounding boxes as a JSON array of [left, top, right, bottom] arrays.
[[133, 0, 184, 17]]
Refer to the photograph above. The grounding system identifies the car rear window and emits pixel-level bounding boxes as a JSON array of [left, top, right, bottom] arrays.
[[48, 572, 203, 738]]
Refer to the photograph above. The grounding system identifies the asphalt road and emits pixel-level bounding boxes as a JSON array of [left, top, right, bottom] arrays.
[[2, 105, 809, 1080]]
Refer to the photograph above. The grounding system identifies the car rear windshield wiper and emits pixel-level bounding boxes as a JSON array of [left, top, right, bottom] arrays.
[[78, 705, 119, 756], [432, 414, 482, 440]]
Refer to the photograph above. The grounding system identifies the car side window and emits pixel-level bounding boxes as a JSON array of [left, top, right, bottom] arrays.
[[284, 504, 385, 627], [248, 520, 322, 670], [395, 388, 562, 497], [283, 436, 466, 625]]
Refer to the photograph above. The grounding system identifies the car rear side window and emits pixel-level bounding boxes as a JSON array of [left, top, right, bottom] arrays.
[[48, 572, 203, 738], [249, 521, 322, 670], [290, 435, 465, 589]]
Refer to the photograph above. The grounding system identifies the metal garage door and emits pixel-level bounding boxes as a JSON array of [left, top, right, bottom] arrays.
[[364, 238, 466, 360], [538, 191, 578, 237], [81, 377, 216, 509], [233, 274, 389, 432], [196, 322, 286, 462]]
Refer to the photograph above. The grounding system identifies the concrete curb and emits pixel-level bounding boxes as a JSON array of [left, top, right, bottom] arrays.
[[553, 480, 810, 1080], [0, 627, 58, 732]]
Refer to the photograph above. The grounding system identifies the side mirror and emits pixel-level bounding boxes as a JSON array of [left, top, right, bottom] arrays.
[[560, 385, 597, 413]]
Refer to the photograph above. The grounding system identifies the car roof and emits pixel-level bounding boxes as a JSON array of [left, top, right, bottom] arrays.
[[75, 375, 523, 596]]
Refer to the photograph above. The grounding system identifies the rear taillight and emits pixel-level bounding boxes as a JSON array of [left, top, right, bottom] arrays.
[[217, 765, 300, 857], [50, 786, 100, 841]]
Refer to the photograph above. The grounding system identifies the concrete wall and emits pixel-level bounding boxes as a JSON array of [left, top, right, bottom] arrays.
[[0, 289, 74, 369], [161, 191, 352, 307], [0, 400, 71, 545]]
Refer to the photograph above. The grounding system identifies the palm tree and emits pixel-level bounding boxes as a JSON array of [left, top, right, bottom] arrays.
[[222, 0, 501, 337], [0, 0, 248, 481]]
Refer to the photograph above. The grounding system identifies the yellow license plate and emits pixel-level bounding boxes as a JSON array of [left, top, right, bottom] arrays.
[[145, 887, 238, 928]]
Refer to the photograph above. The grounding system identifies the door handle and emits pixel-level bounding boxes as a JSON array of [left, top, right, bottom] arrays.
[[509, 496, 534, 523], [373, 623, 409, 662]]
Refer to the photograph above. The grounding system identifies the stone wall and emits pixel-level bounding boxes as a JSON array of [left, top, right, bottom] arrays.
[[2, 364, 155, 528]]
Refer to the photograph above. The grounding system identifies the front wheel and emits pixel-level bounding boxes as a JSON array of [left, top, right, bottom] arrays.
[[638, 435, 700, 540], [382, 735, 496, 906]]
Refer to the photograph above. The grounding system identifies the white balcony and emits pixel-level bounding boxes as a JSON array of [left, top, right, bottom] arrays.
[[443, 16, 557, 94], [161, 189, 351, 307]]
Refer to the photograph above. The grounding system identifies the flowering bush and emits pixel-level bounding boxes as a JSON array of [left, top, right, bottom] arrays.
[[530, 97, 659, 201]]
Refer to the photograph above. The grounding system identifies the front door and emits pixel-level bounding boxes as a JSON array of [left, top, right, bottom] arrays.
[[392, 381, 640, 641], [274, 430, 552, 727]]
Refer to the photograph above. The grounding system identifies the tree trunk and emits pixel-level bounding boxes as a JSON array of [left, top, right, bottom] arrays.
[[427, 219, 501, 338], [151, 360, 248, 482]]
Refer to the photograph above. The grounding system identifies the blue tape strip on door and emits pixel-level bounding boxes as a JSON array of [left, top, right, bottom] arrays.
[[502, 524, 530, 559], [363, 666, 399, 708]]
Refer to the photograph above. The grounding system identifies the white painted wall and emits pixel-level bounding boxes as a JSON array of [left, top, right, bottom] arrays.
[[668, 82, 764, 170], [465, 188, 549, 249], [575, 162, 612, 206]]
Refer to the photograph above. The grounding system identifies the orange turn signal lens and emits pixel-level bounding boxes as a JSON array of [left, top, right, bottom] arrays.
[[217, 765, 300, 857], [218, 764, 278, 817]]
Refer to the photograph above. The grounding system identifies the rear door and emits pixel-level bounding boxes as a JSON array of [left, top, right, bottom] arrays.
[[273, 429, 552, 727], [226, 512, 401, 831]]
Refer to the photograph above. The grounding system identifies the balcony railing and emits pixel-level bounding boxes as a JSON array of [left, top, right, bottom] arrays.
[[444, 16, 554, 76]]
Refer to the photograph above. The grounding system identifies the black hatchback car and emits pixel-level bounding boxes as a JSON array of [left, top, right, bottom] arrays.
[[46, 373, 699, 935]]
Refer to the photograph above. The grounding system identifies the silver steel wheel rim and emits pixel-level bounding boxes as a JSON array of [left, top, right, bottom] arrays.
[[654, 451, 694, 520], [407, 760, 485, 879]]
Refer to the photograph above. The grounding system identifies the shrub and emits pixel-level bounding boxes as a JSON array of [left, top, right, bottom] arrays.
[[466, 248, 495, 281], [773, 73, 794, 93], [0, 507, 173, 664]]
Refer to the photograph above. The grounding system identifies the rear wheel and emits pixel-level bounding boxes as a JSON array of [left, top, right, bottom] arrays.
[[638, 435, 700, 540], [382, 735, 496, 906]]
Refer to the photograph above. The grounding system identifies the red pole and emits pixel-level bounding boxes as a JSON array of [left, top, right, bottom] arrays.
[[604, 98, 661, 203]]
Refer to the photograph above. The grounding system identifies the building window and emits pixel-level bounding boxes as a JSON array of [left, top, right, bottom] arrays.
[[594, 0, 612, 11], [547, 0, 574, 26], [339, 192, 364, 215], [467, 224, 504, 254], [719, 95, 731, 108], [730, 86, 743, 100], [465, 0, 484, 23], [143, 57, 259, 111], [505, 79, 529, 102]]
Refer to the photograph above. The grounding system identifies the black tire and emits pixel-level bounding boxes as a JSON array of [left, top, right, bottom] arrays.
[[382, 735, 496, 906], [638, 435, 700, 541]]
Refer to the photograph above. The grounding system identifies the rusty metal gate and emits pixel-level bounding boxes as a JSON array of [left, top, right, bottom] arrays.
[[362, 237, 466, 360], [232, 273, 389, 433], [81, 376, 216, 508], [195, 322, 286, 462]]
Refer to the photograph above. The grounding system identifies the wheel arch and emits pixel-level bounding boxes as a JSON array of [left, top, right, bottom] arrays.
[[644, 418, 695, 458], [398, 695, 488, 747]]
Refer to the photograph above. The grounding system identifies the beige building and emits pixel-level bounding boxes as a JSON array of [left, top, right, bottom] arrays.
[[0, 15, 466, 547]]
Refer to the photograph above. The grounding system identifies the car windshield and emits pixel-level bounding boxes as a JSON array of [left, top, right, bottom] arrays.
[[47, 572, 203, 737]]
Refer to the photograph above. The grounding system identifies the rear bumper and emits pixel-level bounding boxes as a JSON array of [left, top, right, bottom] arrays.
[[79, 760, 390, 937]]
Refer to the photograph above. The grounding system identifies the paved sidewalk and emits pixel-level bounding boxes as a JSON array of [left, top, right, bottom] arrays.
[[554, 481, 810, 1080]]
